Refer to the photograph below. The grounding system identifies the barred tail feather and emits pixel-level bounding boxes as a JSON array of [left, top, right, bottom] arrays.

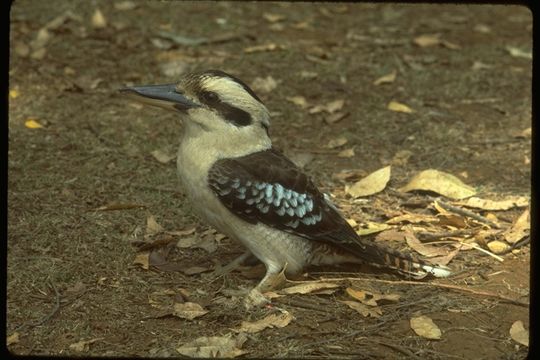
[[339, 240, 452, 279]]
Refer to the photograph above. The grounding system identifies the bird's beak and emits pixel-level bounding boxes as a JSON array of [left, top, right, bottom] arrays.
[[119, 83, 201, 112]]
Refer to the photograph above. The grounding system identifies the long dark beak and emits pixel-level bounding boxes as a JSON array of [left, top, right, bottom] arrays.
[[119, 83, 200, 112]]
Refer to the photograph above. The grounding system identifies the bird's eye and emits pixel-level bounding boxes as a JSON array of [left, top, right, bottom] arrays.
[[200, 91, 219, 103]]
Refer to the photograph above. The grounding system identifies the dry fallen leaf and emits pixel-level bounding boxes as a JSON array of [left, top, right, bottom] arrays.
[[391, 149, 413, 166], [375, 229, 408, 242], [114, 1, 137, 11], [251, 76, 279, 94], [427, 246, 461, 266], [413, 34, 441, 47], [7, 332, 19, 346], [244, 43, 283, 53], [346, 166, 391, 198], [326, 137, 348, 149], [286, 95, 309, 109], [325, 111, 349, 124], [91, 8, 107, 29], [474, 24, 491, 33], [356, 222, 391, 236], [345, 288, 400, 306], [503, 208, 530, 244], [173, 302, 209, 320], [373, 70, 397, 86], [263, 13, 286, 23], [146, 215, 164, 235], [386, 213, 438, 225], [133, 252, 150, 270], [325, 99, 345, 113], [472, 61, 494, 70], [151, 149, 176, 164], [410, 315, 441, 340], [487, 240, 510, 254], [25, 119, 43, 129], [506, 46, 532, 60], [176, 334, 248, 358], [437, 213, 468, 228], [338, 148, 355, 158], [339, 300, 382, 318], [509, 320, 529, 347], [280, 281, 340, 295], [405, 232, 449, 258], [399, 169, 476, 199], [456, 196, 529, 211], [69, 338, 103, 352], [387, 100, 414, 113], [237, 311, 293, 333]]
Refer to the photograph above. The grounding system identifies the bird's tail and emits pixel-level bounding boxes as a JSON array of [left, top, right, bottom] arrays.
[[333, 239, 452, 279]]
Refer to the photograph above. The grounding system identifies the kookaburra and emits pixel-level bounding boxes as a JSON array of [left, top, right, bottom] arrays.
[[121, 70, 450, 303]]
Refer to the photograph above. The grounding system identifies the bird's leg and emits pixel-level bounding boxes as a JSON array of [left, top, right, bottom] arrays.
[[244, 263, 287, 309], [211, 250, 255, 278]]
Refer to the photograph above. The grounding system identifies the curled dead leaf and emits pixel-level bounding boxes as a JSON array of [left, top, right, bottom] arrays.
[[69, 338, 103, 352], [399, 169, 476, 199], [280, 281, 340, 295], [338, 148, 355, 158], [339, 300, 382, 318], [387, 101, 414, 113], [356, 222, 391, 236], [237, 311, 294, 333], [7, 332, 20, 346], [502, 208, 530, 244], [91, 9, 107, 29], [405, 232, 448, 258], [251, 76, 279, 94], [173, 302, 208, 320], [345, 288, 400, 306], [456, 196, 529, 211], [133, 252, 150, 270], [286, 95, 309, 109], [346, 166, 391, 198], [506, 46, 532, 60], [326, 137, 348, 149], [413, 34, 441, 47], [410, 315, 441, 340], [151, 149, 176, 164], [25, 119, 44, 129], [373, 70, 397, 86], [487, 240, 510, 254], [244, 43, 283, 53], [509, 320, 529, 347], [176, 334, 248, 358], [146, 215, 163, 235]]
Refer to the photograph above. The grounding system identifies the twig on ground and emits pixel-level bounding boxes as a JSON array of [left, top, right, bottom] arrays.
[[274, 297, 331, 313], [287, 277, 528, 307], [417, 229, 474, 241], [429, 197, 501, 229]]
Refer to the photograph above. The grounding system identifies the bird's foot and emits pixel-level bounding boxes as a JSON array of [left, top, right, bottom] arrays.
[[243, 287, 271, 309]]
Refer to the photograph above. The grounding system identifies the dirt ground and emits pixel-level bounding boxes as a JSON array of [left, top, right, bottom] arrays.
[[7, 2, 531, 359]]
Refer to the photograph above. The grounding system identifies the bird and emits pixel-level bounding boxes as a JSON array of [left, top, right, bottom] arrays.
[[120, 70, 451, 305]]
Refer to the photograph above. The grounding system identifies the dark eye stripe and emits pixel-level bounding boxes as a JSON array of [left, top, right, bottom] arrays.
[[198, 90, 252, 127]]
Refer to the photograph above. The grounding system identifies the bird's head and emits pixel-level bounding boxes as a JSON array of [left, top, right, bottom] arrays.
[[120, 70, 271, 150]]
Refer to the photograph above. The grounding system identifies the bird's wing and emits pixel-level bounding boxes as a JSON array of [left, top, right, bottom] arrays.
[[208, 148, 360, 249], [208, 148, 451, 278]]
